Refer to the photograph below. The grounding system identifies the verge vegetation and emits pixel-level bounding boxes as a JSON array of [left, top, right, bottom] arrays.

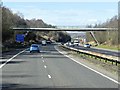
[[86, 15, 119, 50], [1, 6, 71, 51]]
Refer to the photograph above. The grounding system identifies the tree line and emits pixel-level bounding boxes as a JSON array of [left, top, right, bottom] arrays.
[[2, 6, 71, 47], [86, 15, 118, 46]]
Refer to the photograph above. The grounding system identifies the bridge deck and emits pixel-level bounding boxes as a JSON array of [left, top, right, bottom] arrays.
[[11, 28, 118, 31]]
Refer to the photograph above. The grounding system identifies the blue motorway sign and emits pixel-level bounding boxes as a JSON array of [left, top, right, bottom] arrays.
[[16, 34, 24, 42]]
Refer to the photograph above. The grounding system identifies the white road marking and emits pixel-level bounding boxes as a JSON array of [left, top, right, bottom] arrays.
[[44, 65, 47, 68], [55, 46, 120, 84], [0, 49, 26, 68], [42, 60, 44, 62], [42, 57, 43, 58], [48, 75, 52, 79]]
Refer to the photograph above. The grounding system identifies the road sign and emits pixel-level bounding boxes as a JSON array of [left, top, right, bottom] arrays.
[[16, 34, 24, 42]]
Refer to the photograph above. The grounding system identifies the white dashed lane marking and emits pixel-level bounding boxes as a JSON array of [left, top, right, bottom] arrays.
[[42, 60, 44, 62]]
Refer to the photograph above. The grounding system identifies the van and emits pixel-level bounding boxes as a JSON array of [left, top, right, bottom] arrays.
[[42, 40, 46, 46]]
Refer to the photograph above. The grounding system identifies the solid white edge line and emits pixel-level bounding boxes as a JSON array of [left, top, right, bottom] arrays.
[[54, 46, 120, 85], [48, 75, 52, 79], [0, 49, 26, 68]]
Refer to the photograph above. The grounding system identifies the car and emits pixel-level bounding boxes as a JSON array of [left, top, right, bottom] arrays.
[[61, 42, 64, 45], [65, 42, 68, 45], [30, 44, 40, 53], [42, 40, 46, 46], [46, 40, 52, 44], [73, 41, 79, 46], [84, 44, 91, 48], [69, 42, 75, 47]]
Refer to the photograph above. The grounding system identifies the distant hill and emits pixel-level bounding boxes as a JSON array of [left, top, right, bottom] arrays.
[[2, 6, 71, 47], [26, 19, 56, 28], [68, 32, 86, 39]]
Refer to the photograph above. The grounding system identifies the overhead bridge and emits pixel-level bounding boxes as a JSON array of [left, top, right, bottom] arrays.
[[11, 28, 118, 31]]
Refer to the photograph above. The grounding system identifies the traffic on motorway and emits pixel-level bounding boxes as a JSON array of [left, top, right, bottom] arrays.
[[64, 41, 119, 57], [1, 41, 119, 90], [1, 1, 119, 90]]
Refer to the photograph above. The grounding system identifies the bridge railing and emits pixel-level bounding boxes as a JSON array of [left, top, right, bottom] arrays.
[[11, 27, 118, 31]]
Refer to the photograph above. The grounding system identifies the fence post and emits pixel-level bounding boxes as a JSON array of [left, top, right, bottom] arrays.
[[115, 60, 117, 66], [112, 61, 113, 65], [105, 58, 107, 62]]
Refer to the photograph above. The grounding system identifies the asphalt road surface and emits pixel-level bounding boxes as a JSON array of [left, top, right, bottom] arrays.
[[69, 45, 119, 57], [0, 44, 119, 90]]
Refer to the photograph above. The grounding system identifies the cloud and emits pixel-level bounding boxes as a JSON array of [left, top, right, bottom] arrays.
[[10, 8, 92, 25], [88, 19, 98, 22], [105, 9, 118, 14], [10, 7, 117, 26], [5, 2, 117, 26]]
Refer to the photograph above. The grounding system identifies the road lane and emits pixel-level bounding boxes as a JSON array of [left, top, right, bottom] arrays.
[[2, 49, 54, 89], [69, 45, 119, 57], [42, 47, 118, 88], [1, 44, 119, 89]]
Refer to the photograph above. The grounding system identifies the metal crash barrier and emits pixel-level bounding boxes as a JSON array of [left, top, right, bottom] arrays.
[[61, 45, 120, 66]]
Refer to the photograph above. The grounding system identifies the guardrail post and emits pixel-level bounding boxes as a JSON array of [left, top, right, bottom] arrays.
[[62, 45, 117, 66], [112, 61, 113, 65], [115, 60, 117, 66], [105, 59, 107, 62], [95, 56, 97, 59]]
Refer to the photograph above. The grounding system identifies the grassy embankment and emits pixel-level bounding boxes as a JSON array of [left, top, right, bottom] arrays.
[[96, 45, 120, 51]]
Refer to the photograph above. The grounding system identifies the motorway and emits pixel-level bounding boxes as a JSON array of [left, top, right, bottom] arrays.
[[69, 45, 119, 57], [0, 44, 119, 90]]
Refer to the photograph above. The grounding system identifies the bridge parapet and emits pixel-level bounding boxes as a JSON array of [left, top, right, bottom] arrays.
[[11, 27, 118, 31]]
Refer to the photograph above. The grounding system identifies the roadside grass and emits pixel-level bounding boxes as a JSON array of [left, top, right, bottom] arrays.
[[2, 45, 28, 53], [96, 45, 120, 51], [74, 52, 119, 76], [2, 47, 14, 52]]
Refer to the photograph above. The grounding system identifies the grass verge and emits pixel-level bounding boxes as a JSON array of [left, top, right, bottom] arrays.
[[96, 45, 119, 51]]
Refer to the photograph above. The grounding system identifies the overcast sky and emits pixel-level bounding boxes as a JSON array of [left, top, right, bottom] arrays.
[[3, 1, 118, 26]]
